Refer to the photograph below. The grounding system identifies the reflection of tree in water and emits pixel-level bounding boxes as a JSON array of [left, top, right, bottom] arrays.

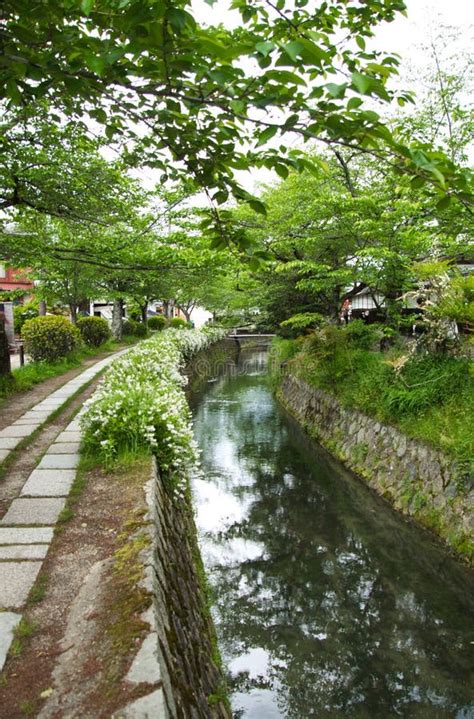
[[194, 372, 474, 718]]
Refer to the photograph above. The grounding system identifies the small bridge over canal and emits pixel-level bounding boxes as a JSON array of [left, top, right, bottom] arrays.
[[228, 332, 275, 348]]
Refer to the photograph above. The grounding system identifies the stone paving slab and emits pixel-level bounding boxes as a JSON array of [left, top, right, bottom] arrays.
[[0, 426, 33, 438], [56, 431, 82, 443], [1, 498, 66, 526], [21, 470, 75, 497], [0, 449, 9, 462], [0, 545, 49, 560], [0, 611, 22, 671], [0, 437, 21, 450], [126, 633, 161, 684], [12, 419, 43, 427], [0, 527, 54, 545], [38, 454, 80, 470], [20, 411, 51, 421], [114, 689, 167, 719], [0, 561, 42, 609], [47, 442, 81, 455]]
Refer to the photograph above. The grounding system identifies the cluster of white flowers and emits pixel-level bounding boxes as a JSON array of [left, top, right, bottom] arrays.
[[80, 326, 226, 498]]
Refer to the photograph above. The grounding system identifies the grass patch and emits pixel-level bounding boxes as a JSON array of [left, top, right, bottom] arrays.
[[19, 699, 36, 716], [9, 619, 37, 658], [28, 574, 48, 605]]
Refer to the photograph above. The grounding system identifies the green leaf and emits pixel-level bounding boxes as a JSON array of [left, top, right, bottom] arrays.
[[255, 41, 274, 57], [167, 8, 187, 32], [436, 195, 452, 210], [6, 79, 22, 105], [351, 72, 372, 95], [248, 199, 267, 215], [347, 97, 363, 110], [356, 36, 366, 50], [299, 39, 329, 65], [283, 41, 304, 62], [248, 256, 261, 272], [80, 0, 94, 15], [326, 82, 347, 99], [266, 70, 306, 86], [274, 164, 289, 179], [256, 126, 278, 147]]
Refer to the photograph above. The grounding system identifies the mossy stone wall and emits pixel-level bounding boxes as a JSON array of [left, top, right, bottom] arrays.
[[278, 373, 473, 564]]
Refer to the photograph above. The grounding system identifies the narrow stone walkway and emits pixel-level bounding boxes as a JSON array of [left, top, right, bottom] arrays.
[[0, 351, 127, 670]]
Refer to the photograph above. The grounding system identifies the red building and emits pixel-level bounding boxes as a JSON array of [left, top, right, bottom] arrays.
[[0, 263, 34, 297]]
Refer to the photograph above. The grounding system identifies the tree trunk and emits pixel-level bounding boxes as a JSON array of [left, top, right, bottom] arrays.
[[70, 304, 78, 325], [38, 300, 46, 316], [0, 318, 11, 376], [140, 302, 148, 326], [112, 299, 123, 341], [163, 300, 174, 319]]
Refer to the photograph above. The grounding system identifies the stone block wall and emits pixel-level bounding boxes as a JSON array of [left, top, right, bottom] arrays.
[[146, 458, 230, 718], [278, 373, 473, 564]]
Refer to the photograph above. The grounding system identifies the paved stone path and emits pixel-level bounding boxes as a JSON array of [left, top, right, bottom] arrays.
[[0, 351, 125, 670]]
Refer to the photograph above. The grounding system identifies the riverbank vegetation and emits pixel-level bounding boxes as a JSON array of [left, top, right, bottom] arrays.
[[270, 328, 473, 473], [81, 327, 226, 496]]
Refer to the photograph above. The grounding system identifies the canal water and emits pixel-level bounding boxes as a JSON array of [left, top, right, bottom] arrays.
[[190, 350, 474, 718]]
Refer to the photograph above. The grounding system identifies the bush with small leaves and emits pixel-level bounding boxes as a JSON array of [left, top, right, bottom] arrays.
[[77, 316, 111, 347], [22, 316, 81, 362], [148, 315, 167, 331], [170, 317, 189, 329]]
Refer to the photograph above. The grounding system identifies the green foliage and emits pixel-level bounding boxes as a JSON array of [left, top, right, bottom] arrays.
[[2, 0, 472, 223], [147, 315, 167, 331], [280, 329, 473, 467], [14, 301, 39, 335], [133, 322, 148, 337], [280, 312, 323, 334], [81, 328, 226, 498], [170, 317, 189, 329], [344, 319, 381, 350], [22, 316, 81, 362], [77, 316, 111, 347], [122, 319, 147, 337]]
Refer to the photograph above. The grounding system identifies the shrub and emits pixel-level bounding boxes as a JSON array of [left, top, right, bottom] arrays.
[[122, 319, 136, 336], [122, 319, 148, 337], [148, 315, 167, 331], [77, 316, 111, 347], [133, 322, 148, 337], [14, 301, 39, 335], [22, 316, 81, 362], [344, 319, 380, 350], [81, 327, 227, 497], [170, 317, 189, 329]]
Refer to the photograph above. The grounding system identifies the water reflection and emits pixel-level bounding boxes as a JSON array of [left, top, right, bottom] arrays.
[[191, 352, 474, 718]]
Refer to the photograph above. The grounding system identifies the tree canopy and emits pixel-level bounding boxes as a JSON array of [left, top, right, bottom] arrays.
[[2, 0, 473, 220]]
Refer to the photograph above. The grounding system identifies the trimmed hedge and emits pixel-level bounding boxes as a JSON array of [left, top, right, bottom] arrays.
[[22, 316, 81, 362], [148, 315, 167, 331], [123, 319, 148, 337], [77, 316, 111, 347], [170, 317, 189, 329]]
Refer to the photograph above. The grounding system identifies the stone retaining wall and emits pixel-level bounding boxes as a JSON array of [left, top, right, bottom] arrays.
[[278, 373, 473, 564], [121, 459, 230, 718]]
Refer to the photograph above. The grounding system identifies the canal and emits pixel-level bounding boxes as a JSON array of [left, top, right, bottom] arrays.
[[190, 350, 474, 718]]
